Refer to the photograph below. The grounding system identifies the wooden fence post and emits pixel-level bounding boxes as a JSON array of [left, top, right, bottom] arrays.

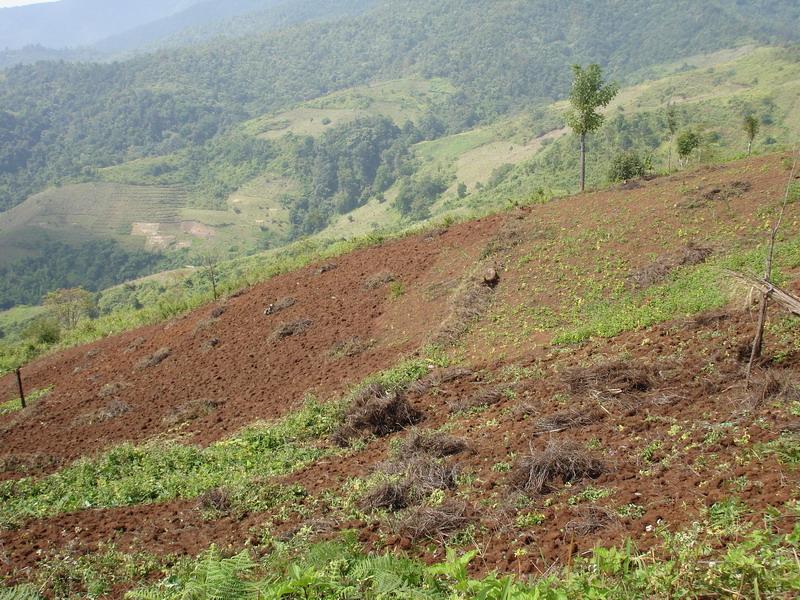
[[15, 368, 25, 409]]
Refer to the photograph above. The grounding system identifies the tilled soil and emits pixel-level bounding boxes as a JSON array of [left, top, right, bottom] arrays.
[[1, 311, 797, 585], [1, 155, 799, 596], [0, 216, 500, 472]]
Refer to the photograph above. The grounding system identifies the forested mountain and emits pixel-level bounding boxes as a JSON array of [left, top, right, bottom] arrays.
[[1, 0, 799, 309], [1, 0, 798, 213]]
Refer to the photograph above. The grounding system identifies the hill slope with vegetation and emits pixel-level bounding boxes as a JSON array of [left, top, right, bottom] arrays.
[[0, 153, 799, 598], [2, 44, 800, 311]]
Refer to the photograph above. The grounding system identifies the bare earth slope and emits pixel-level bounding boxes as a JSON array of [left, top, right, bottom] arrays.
[[1, 154, 798, 596]]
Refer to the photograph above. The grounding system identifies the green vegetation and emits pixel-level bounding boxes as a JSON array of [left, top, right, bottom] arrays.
[[0, 398, 337, 526], [117, 520, 800, 599], [2, 0, 798, 214], [607, 151, 647, 182], [566, 64, 619, 191], [0, 354, 440, 524], [0, 385, 51, 416], [553, 239, 800, 345], [0, 239, 165, 309]]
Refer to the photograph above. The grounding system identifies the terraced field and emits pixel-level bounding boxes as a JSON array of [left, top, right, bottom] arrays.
[[0, 183, 188, 264]]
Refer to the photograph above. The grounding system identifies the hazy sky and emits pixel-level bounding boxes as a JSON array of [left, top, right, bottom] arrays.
[[0, 0, 59, 7]]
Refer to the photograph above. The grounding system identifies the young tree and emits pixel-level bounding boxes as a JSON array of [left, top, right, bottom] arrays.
[[676, 129, 700, 168], [43, 287, 94, 329], [743, 114, 760, 156], [203, 253, 219, 301], [566, 64, 618, 192], [666, 102, 679, 171]]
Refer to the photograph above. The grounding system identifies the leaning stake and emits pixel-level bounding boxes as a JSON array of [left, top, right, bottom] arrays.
[[15, 367, 25, 409]]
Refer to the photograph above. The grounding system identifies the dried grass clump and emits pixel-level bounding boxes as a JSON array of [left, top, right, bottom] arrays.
[[77, 399, 132, 425], [745, 369, 800, 411], [209, 306, 226, 319], [449, 385, 506, 414], [98, 381, 129, 399], [383, 456, 460, 493], [123, 337, 146, 354], [163, 399, 224, 426], [395, 500, 473, 541], [432, 276, 495, 347], [364, 272, 397, 289], [691, 311, 730, 329], [316, 263, 338, 275], [329, 336, 374, 358], [629, 242, 712, 289], [264, 297, 296, 316], [406, 367, 473, 395], [332, 384, 422, 446], [272, 319, 312, 340], [563, 361, 654, 395], [360, 481, 414, 511], [532, 408, 603, 434], [703, 180, 751, 201], [192, 318, 218, 336], [564, 505, 620, 537], [136, 347, 171, 370], [199, 488, 233, 514], [397, 429, 468, 458], [99, 399, 131, 420], [509, 441, 605, 495], [361, 455, 460, 512], [679, 181, 752, 209]]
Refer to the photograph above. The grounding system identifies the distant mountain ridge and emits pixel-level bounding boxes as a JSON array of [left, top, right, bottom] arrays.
[[0, 0, 207, 50]]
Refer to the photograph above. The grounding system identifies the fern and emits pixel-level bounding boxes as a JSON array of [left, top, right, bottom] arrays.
[[0, 586, 44, 600], [126, 547, 258, 600], [352, 555, 428, 598]]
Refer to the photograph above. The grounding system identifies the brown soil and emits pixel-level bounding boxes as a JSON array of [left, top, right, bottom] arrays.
[[1, 154, 799, 596], [0, 217, 499, 470]]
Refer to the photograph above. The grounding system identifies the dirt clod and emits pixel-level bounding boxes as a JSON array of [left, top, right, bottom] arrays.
[[272, 319, 312, 340], [135, 348, 172, 370]]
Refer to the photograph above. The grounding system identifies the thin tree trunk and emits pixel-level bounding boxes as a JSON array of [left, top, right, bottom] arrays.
[[747, 140, 752, 156], [579, 133, 586, 193], [747, 152, 799, 380], [668, 143, 672, 172]]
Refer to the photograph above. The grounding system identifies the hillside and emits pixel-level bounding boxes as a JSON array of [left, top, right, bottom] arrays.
[[3, 44, 799, 310], [3, 0, 799, 215], [0, 154, 798, 597]]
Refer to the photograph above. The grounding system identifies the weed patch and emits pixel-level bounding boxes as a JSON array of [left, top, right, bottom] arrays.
[[0, 399, 338, 525]]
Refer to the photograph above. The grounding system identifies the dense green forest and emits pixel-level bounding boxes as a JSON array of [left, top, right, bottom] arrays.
[[2, 0, 799, 212], [0, 240, 164, 309]]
